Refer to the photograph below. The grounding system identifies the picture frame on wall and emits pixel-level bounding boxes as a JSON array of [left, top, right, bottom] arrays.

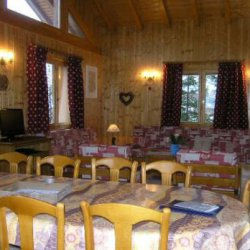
[[86, 65, 98, 98]]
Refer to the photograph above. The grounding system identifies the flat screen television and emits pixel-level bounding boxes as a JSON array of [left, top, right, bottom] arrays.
[[0, 109, 25, 140]]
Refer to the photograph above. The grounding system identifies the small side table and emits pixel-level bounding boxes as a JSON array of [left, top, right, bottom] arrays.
[[144, 148, 176, 163], [77, 144, 132, 180], [78, 144, 131, 158]]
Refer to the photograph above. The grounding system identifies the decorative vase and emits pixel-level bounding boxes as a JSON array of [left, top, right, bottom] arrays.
[[170, 144, 180, 156]]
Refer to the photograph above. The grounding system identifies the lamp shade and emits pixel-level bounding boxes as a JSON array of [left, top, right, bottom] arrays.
[[107, 124, 120, 133]]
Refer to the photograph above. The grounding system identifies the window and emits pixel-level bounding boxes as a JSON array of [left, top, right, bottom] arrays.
[[7, 0, 60, 28], [181, 70, 218, 124], [46, 62, 70, 126], [205, 74, 217, 123], [68, 13, 85, 38], [181, 74, 200, 123], [7, 0, 40, 21], [7, 0, 85, 37]]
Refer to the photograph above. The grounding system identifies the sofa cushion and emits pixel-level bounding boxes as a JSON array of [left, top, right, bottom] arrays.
[[193, 136, 213, 151], [49, 128, 96, 156]]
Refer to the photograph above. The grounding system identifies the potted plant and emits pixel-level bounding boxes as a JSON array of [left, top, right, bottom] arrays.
[[170, 133, 185, 156]]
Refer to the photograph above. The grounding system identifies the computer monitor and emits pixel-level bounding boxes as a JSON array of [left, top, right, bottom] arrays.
[[0, 109, 25, 140]]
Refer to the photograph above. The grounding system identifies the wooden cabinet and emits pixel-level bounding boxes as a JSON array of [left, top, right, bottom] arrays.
[[0, 136, 51, 154]]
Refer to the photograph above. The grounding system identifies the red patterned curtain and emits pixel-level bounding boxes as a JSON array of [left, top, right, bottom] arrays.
[[214, 62, 249, 129], [161, 63, 183, 126], [67, 56, 84, 129], [27, 44, 49, 134]]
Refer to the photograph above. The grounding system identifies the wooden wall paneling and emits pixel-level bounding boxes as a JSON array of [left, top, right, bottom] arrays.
[[0, 21, 103, 138], [93, 0, 113, 29], [2, 5, 250, 141], [60, 0, 68, 33], [0, 8, 100, 53], [0, 0, 5, 11], [162, 0, 172, 27], [101, 18, 250, 139], [224, 0, 232, 24]]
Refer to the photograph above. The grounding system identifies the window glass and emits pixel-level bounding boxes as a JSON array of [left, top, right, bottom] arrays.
[[46, 62, 70, 126], [7, 0, 41, 21], [58, 66, 70, 124], [181, 75, 200, 122], [68, 13, 84, 38], [46, 63, 55, 124], [7, 0, 60, 28], [205, 74, 218, 123]]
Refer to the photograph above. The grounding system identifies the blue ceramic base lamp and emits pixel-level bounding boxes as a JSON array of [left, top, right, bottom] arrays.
[[170, 144, 180, 156]]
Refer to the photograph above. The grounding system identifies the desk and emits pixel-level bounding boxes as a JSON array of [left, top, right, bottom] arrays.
[[0, 173, 250, 250], [0, 136, 51, 174]]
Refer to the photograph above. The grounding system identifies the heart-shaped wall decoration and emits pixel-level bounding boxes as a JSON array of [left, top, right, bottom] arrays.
[[119, 92, 134, 106]]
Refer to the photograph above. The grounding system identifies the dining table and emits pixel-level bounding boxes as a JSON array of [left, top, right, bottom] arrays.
[[0, 172, 249, 250]]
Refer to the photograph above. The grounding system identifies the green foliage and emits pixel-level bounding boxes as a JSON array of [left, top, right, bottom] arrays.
[[170, 134, 185, 144], [181, 75, 199, 122]]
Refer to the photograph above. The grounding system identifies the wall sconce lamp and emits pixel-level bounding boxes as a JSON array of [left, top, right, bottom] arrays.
[[142, 71, 155, 82], [142, 70, 158, 91], [0, 50, 14, 66], [107, 123, 120, 145], [142, 71, 156, 82]]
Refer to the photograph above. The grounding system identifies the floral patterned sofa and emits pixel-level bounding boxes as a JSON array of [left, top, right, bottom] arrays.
[[48, 128, 97, 156], [132, 126, 250, 195], [132, 126, 250, 165]]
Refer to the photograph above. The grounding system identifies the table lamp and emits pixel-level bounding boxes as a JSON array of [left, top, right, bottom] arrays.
[[107, 124, 120, 145]]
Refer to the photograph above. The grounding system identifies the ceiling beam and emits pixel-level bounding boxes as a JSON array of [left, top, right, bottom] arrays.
[[224, 0, 232, 24], [162, 0, 171, 27], [0, 0, 5, 11], [92, 0, 113, 29], [192, 0, 200, 25], [60, 0, 68, 33], [129, 0, 143, 30], [67, 4, 99, 48], [25, 0, 53, 25], [0, 8, 100, 53]]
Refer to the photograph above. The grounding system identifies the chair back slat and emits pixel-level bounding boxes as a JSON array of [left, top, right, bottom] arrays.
[[242, 180, 250, 207], [91, 157, 138, 183], [36, 155, 80, 178], [81, 201, 171, 250], [0, 152, 33, 174], [0, 196, 65, 250], [142, 160, 192, 187]]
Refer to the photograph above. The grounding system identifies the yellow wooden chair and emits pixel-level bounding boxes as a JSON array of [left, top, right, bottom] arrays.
[[91, 157, 138, 183], [0, 195, 65, 250], [242, 180, 250, 207], [36, 155, 81, 178], [0, 152, 33, 174], [141, 160, 192, 187], [81, 201, 171, 250]]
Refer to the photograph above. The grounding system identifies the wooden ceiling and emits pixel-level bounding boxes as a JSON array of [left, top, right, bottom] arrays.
[[9, 0, 249, 52], [79, 0, 250, 29]]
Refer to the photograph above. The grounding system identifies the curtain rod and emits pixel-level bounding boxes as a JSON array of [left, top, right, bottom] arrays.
[[36, 44, 82, 60], [35, 44, 67, 57], [163, 59, 245, 64]]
